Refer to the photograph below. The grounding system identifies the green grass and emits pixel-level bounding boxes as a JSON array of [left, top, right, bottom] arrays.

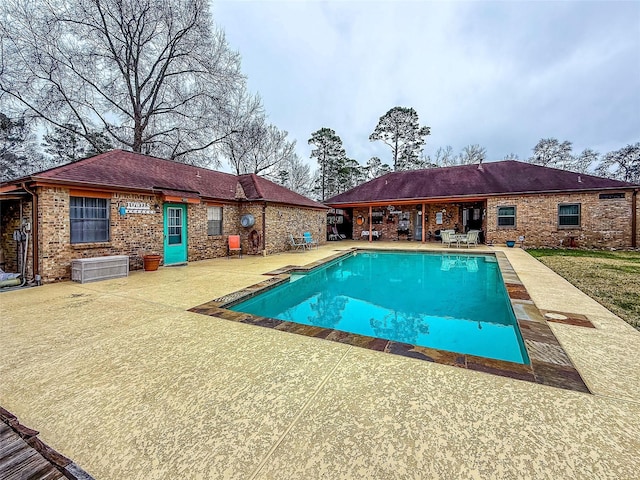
[[527, 249, 640, 330], [527, 248, 640, 262]]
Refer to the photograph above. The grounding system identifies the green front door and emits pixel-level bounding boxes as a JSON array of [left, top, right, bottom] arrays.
[[163, 204, 188, 265]]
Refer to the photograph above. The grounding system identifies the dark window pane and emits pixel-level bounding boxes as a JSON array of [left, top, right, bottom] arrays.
[[70, 197, 109, 243], [558, 204, 581, 227], [498, 206, 515, 216]]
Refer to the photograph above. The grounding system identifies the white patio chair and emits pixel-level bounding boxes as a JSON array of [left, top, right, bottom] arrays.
[[462, 230, 480, 248], [440, 230, 455, 247]]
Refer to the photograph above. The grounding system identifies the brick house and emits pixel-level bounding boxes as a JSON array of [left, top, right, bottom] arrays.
[[0, 150, 327, 283], [325, 161, 639, 248]]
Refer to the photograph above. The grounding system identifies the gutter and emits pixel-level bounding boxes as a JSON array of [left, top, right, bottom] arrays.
[[21, 182, 39, 280], [326, 187, 637, 208]]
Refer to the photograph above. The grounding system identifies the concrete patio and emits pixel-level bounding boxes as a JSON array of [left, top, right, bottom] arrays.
[[1, 242, 639, 479]]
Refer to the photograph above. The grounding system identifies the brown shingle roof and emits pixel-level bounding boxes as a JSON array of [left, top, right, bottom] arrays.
[[23, 150, 324, 209], [326, 161, 638, 205]]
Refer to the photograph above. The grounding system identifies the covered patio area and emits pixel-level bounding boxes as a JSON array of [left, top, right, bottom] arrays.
[[334, 200, 487, 243]]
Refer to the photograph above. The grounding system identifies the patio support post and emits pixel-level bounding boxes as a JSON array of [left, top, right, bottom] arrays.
[[368, 205, 373, 242], [421, 202, 426, 243]]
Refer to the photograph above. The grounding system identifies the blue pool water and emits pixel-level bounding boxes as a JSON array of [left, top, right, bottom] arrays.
[[230, 251, 529, 364]]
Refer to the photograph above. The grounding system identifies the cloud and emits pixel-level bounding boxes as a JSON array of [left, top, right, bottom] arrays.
[[214, 0, 640, 168]]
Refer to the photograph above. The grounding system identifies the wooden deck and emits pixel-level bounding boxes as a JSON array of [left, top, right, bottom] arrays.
[[0, 422, 65, 479], [0, 407, 93, 480]]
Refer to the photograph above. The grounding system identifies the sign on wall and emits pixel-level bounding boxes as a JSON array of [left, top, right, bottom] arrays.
[[124, 202, 155, 214]]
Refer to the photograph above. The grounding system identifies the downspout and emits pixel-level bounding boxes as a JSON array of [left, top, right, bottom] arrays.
[[21, 182, 39, 281], [632, 189, 637, 249], [262, 202, 267, 255]]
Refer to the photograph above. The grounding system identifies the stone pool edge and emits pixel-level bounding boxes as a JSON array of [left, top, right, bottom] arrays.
[[189, 248, 590, 394]]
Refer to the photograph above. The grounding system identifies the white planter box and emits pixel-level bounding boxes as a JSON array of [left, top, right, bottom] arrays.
[[71, 255, 129, 283]]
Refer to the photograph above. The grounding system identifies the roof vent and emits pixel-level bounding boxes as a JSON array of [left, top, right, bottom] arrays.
[[578, 175, 582, 183]]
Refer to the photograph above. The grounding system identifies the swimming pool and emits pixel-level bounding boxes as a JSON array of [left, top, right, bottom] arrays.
[[230, 251, 529, 364]]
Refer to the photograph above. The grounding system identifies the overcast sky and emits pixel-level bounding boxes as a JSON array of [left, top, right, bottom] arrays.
[[214, 0, 640, 169]]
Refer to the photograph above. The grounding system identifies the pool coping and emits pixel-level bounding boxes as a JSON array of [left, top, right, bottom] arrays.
[[189, 248, 590, 394]]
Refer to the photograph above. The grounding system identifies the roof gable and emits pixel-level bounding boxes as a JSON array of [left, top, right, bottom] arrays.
[[326, 161, 638, 204]]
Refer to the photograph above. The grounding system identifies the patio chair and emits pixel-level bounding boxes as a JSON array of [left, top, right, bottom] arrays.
[[462, 230, 480, 248], [303, 231, 319, 249], [288, 234, 307, 251], [440, 230, 455, 247], [328, 224, 341, 241], [227, 235, 242, 258]]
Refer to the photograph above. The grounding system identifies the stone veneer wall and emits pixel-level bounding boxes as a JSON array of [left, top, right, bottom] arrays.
[[264, 204, 326, 253], [486, 191, 636, 248]]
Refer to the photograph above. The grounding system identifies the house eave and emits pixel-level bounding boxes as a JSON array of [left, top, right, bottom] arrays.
[[326, 186, 639, 207]]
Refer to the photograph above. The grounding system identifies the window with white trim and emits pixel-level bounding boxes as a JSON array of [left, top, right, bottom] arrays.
[[497, 206, 516, 228], [70, 196, 110, 243], [558, 203, 581, 228], [207, 206, 223, 235]]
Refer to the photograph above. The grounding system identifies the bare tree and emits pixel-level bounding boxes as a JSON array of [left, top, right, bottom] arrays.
[[458, 144, 487, 165], [276, 154, 313, 196], [424, 146, 457, 168], [596, 143, 640, 184], [248, 125, 297, 178], [529, 138, 574, 169], [574, 148, 599, 174], [0, 0, 249, 166], [503, 152, 519, 160]]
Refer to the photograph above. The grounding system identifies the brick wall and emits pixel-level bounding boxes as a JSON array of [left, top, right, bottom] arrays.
[[265, 205, 326, 253], [187, 203, 240, 260], [486, 191, 635, 248], [36, 188, 167, 281], [25, 186, 325, 282], [349, 191, 637, 249]]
